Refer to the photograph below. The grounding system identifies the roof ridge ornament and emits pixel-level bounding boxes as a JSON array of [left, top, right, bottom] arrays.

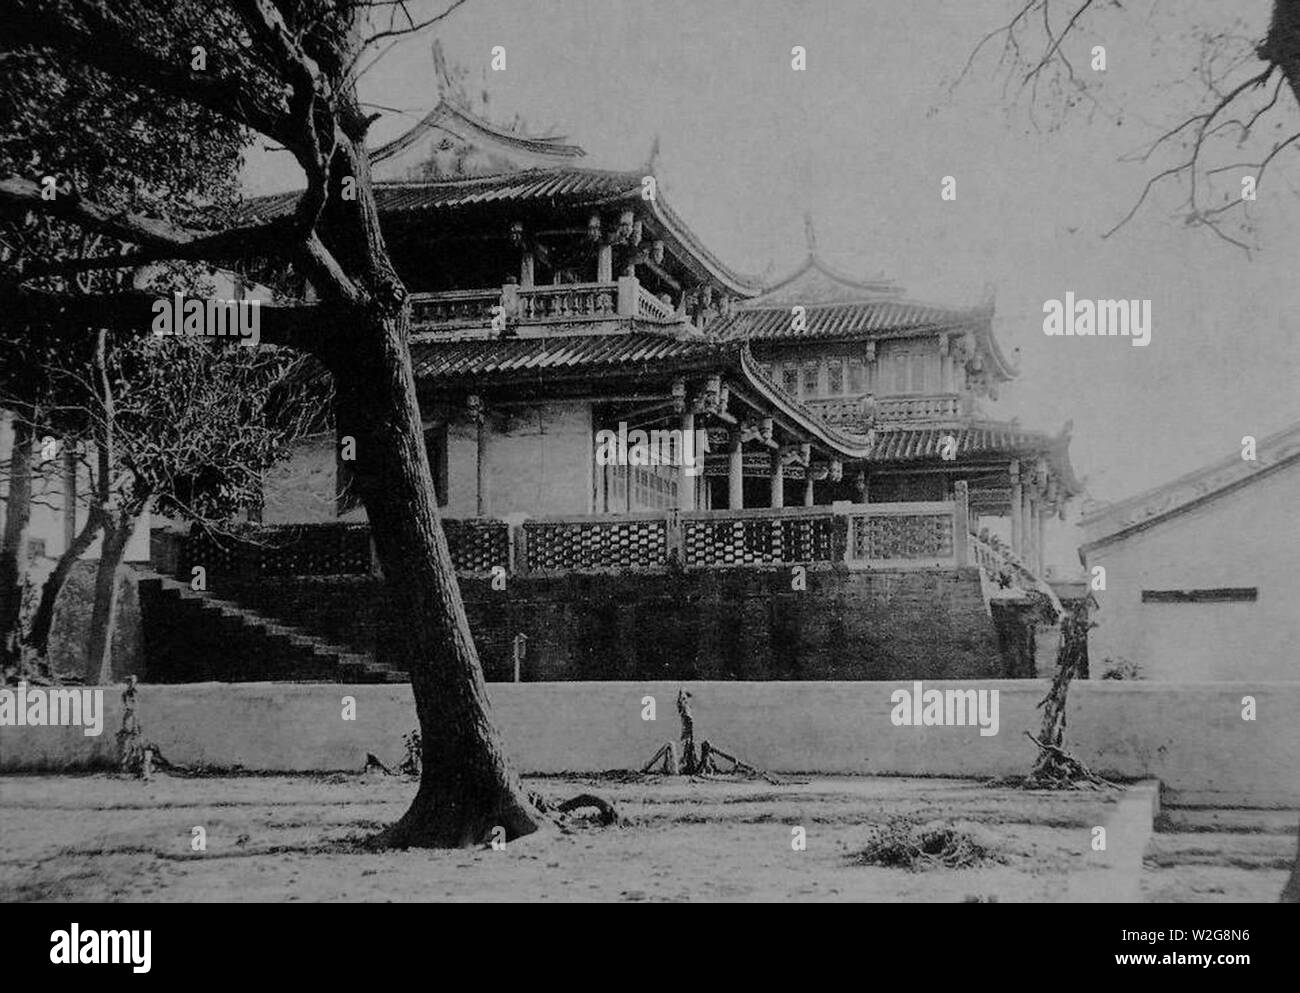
[[803, 211, 818, 256]]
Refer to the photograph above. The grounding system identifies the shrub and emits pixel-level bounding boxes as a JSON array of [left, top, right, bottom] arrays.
[[1100, 656, 1143, 680], [855, 816, 1003, 871]]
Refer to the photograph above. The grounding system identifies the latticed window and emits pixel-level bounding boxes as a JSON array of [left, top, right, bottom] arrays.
[[848, 359, 865, 393], [827, 359, 844, 394], [910, 353, 929, 393], [781, 364, 799, 395], [630, 465, 677, 510], [880, 343, 934, 396], [892, 354, 909, 393], [607, 465, 628, 511], [802, 362, 820, 396]]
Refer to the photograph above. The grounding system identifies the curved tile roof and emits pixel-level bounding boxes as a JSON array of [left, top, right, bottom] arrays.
[[238, 169, 645, 224], [410, 330, 727, 383], [714, 299, 992, 342], [868, 423, 1055, 461]]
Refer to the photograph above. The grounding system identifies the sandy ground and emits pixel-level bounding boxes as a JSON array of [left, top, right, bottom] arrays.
[[0, 773, 1286, 902], [1141, 807, 1295, 903]]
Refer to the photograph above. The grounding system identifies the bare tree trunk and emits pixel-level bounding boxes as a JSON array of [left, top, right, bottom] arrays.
[[28, 504, 104, 657], [1284, 820, 1300, 903], [331, 315, 543, 848], [0, 416, 34, 666], [87, 512, 134, 686]]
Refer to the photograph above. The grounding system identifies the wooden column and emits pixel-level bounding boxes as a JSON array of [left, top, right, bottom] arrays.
[[1009, 460, 1022, 558], [469, 396, 487, 517], [1036, 503, 1047, 576], [61, 442, 77, 551], [677, 411, 695, 511], [597, 243, 613, 283], [953, 479, 969, 566], [728, 432, 744, 509], [520, 251, 535, 288], [1021, 487, 1033, 567], [769, 450, 784, 509], [476, 417, 487, 517]]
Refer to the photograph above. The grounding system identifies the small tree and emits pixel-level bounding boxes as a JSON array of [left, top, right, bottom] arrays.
[[0, 26, 243, 671], [3, 0, 549, 847], [19, 332, 313, 683]]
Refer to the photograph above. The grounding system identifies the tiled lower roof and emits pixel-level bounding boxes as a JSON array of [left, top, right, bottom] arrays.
[[714, 300, 989, 341], [410, 332, 726, 383], [240, 170, 644, 224], [868, 423, 1055, 462]]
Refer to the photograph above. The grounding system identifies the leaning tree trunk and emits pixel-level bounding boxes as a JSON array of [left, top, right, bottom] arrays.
[[28, 504, 104, 657], [0, 416, 34, 666], [304, 97, 545, 848], [87, 512, 134, 685], [331, 312, 543, 848]]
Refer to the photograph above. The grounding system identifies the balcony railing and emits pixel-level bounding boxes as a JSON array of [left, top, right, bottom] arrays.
[[800, 393, 964, 429], [636, 284, 676, 322], [803, 396, 873, 429], [499, 503, 967, 574], [409, 275, 682, 333], [967, 530, 1063, 617], [512, 283, 617, 322], [844, 501, 957, 568], [409, 288, 500, 328], [157, 501, 980, 583], [875, 394, 962, 422]]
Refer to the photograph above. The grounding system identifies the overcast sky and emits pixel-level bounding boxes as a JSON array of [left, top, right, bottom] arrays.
[[246, 0, 1300, 507]]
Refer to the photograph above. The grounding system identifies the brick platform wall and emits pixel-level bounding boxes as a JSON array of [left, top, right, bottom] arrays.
[[154, 564, 1009, 682]]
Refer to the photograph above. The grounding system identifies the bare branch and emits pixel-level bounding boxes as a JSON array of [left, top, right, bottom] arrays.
[[1024, 0, 1096, 87], [361, 0, 472, 47]]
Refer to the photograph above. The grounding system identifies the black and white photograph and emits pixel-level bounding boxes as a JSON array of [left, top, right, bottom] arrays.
[[0, 0, 1295, 951]]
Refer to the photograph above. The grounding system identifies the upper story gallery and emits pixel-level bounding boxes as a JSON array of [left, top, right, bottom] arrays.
[[245, 54, 1079, 577]]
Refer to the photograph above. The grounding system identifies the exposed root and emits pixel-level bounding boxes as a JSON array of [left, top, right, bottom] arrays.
[[637, 688, 782, 783], [363, 753, 393, 775], [115, 677, 191, 779], [1021, 732, 1116, 790], [555, 793, 622, 826]]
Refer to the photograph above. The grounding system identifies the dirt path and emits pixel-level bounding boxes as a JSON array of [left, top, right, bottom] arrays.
[[0, 773, 1274, 902]]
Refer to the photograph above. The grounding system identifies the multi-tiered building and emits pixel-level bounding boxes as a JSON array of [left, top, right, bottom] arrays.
[[155, 62, 1084, 684], [251, 69, 1078, 581]]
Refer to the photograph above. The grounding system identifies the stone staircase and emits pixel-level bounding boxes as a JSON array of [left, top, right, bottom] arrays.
[[134, 568, 406, 683]]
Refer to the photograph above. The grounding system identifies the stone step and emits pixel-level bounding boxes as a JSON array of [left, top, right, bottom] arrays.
[[132, 565, 403, 684], [1157, 807, 1300, 835]]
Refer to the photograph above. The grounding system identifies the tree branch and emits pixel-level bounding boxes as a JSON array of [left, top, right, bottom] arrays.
[[0, 177, 295, 263], [4, 0, 295, 150], [4, 290, 343, 354]]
